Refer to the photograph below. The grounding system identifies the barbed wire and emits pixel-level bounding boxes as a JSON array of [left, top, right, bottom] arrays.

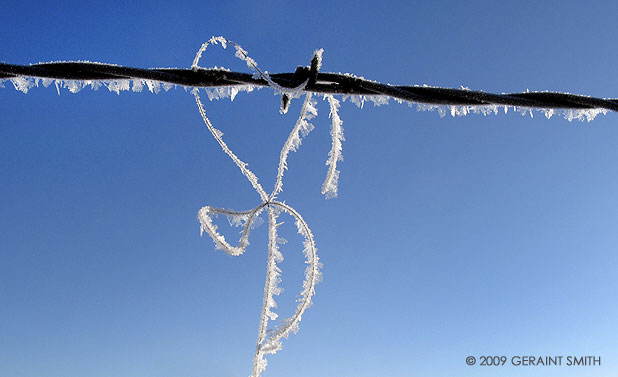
[[1, 61, 618, 113]]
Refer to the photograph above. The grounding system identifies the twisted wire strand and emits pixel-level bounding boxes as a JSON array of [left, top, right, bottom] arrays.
[[1, 61, 618, 112]]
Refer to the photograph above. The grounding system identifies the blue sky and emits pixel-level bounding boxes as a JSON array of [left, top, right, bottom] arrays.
[[1, 1, 617, 377]]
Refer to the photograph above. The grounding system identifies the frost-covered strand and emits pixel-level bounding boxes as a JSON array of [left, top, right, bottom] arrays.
[[191, 36, 228, 69], [254, 201, 321, 371], [269, 93, 318, 200], [194, 91, 268, 202], [322, 95, 344, 199], [226, 39, 290, 96], [191, 36, 288, 95], [252, 207, 285, 377], [192, 36, 269, 99], [191, 38, 323, 377], [198, 205, 266, 256]]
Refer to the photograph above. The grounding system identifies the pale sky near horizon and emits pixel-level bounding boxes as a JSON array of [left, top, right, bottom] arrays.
[[1, 1, 618, 377]]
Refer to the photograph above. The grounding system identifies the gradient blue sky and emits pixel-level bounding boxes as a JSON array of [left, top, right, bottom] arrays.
[[1, 1, 617, 377]]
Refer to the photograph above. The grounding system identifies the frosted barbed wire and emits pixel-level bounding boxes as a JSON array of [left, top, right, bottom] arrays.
[[335, 93, 610, 122], [4, 48, 618, 119], [4, 35, 618, 377]]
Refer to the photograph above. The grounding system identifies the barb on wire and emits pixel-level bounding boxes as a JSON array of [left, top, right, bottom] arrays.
[[2, 58, 618, 116]]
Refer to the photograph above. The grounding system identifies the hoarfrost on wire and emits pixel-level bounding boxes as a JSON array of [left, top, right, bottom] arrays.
[[334, 92, 607, 122], [1, 34, 613, 377], [3, 64, 610, 123], [5, 76, 182, 95], [411, 102, 608, 122]]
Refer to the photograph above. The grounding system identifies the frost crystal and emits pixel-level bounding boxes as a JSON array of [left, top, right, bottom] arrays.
[[10, 76, 35, 93], [203, 84, 258, 101]]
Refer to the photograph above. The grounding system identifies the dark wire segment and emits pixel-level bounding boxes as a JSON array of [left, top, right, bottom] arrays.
[[1, 61, 618, 113]]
